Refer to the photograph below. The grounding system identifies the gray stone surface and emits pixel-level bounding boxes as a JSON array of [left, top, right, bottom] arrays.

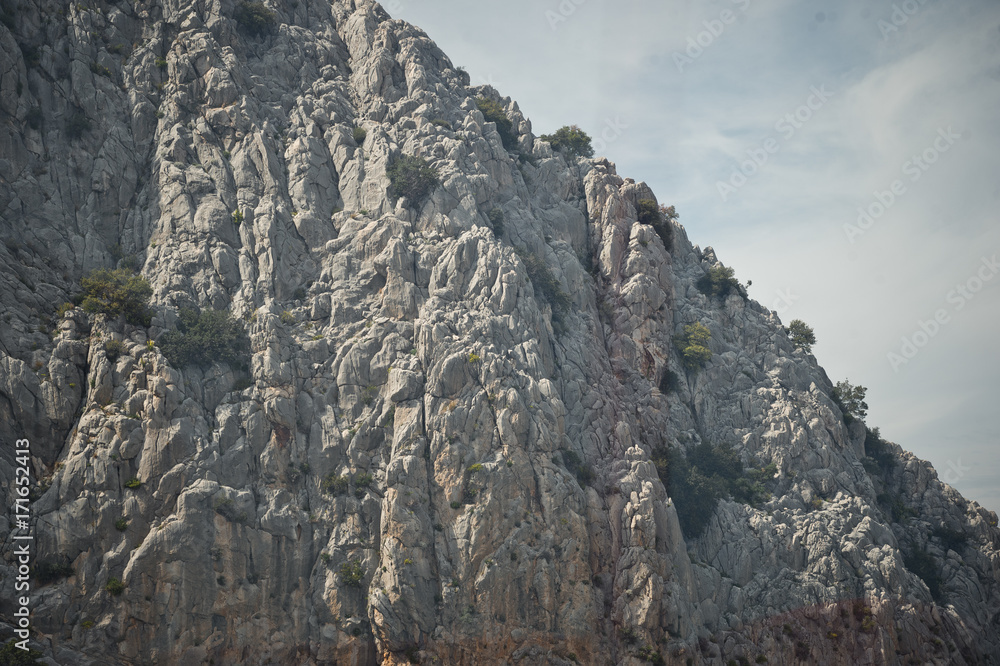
[[1, 1, 998, 664]]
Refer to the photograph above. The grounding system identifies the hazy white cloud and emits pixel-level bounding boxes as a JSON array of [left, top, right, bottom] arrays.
[[390, 0, 1000, 510]]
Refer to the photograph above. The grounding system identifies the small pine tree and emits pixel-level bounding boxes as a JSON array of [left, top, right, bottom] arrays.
[[675, 322, 712, 370], [831, 380, 868, 423], [787, 319, 816, 353]]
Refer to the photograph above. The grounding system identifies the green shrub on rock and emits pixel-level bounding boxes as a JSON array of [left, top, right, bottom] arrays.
[[475, 97, 517, 151], [34, 559, 74, 586], [635, 199, 676, 250], [653, 441, 774, 538], [234, 1, 276, 36], [487, 207, 505, 238], [903, 547, 943, 601], [105, 577, 125, 596], [831, 380, 868, 424], [516, 249, 570, 326], [787, 319, 816, 353], [80, 268, 152, 326], [674, 322, 712, 371], [159, 308, 250, 368], [696, 266, 740, 300], [321, 474, 348, 495], [387, 154, 440, 205], [339, 560, 365, 587], [540, 125, 594, 158], [0, 639, 44, 664]]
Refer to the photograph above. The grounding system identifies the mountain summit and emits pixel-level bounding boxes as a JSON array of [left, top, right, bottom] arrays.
[[1, 1, 998, 663]]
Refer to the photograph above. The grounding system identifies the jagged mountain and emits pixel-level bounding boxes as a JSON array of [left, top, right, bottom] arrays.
[[1, 0, 998, 664]]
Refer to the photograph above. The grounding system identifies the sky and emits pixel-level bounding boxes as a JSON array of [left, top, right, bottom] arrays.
[[386, 0, 1000, 513]]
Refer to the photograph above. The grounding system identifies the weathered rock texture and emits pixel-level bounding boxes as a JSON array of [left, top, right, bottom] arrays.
[[1, 0, 998, 664]]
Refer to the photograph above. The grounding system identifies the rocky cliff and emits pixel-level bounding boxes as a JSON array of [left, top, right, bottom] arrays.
[[1, 0, 998, 664]]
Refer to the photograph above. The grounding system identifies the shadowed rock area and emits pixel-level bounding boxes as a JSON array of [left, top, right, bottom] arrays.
[[1, 0, 998, 664]]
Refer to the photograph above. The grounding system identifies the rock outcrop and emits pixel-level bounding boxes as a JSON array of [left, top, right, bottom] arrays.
[[1, 1, 998, 664]]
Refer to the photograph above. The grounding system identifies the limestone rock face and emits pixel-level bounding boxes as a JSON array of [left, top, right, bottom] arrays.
[[1, 1, 998, 664]]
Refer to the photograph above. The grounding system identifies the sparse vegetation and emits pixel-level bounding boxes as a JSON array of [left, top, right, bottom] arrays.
[[674, 322, 712, 371], [864, 426, 894, 472], [696, 265, 741, 300], [124, 478, 142, 490], [89, 61, 112, 78], [233, 0, 277, 36], [516, 249, 570, 326], [80, 268, 152, 325], [159, 308, 250, 368], [475, 97, 517, 150], [105, 577, 125, 596], [103, 339, 124, 361], [487, 207, 505, 238], [214, 498, 247, 523], [659, 369, 681, 394], [387, 154, 440, 205], [636, 645, 665, 665], [352, 126, 367, 144], [232, 209, 243, 224], [540, 125, 594, 159], [787, 319, 816, 353], [354, 472, 374, 498], [877, 491, 914, 523], [652, 441, 775, 538], [560, 449, 594, 486], [635, 200, 676, 250], [26, 107, 43, 130], [232, 376, 253, 392], [931, 526, 968, 553], [34, 559, 74, 585], [831, 380, 868, 424], [0, 638, 44, 664], [66, 111, 91, 140], [114, 517, 128, 532], [321, 474, 349, 496], [339, 560, 365, 587], [903, 547, 942, 600]]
